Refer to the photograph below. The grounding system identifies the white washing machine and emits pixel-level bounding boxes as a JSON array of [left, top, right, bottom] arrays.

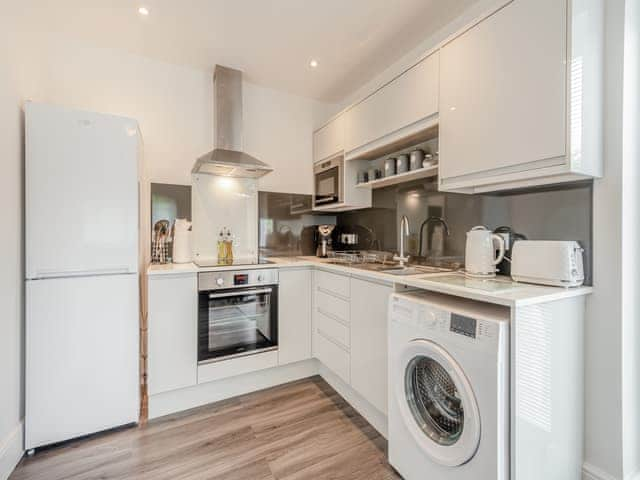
[[388, 290, 510, 480]]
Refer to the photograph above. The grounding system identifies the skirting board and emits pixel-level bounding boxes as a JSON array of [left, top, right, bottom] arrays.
[[149, 359, 319, 419], [0, 421, 23, 480], [318, 364, 388, 438], [149, 359, 389, 445]]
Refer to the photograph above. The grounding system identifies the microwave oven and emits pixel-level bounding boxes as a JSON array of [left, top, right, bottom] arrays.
[[313, 155, 343, 207]]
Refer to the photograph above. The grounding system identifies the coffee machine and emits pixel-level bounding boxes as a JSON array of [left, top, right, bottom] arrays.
[[316, 224, 335, 258]]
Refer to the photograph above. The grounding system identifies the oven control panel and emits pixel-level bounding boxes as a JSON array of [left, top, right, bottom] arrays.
[[199, 268, 279, 291]]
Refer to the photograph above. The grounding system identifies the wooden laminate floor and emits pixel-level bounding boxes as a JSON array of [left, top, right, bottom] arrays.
[[11, 376, 401, 480]]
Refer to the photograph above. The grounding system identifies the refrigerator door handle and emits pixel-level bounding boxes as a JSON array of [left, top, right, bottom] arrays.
[[33, 267, 136, 279]]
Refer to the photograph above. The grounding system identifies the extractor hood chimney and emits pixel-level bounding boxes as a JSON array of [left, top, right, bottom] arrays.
[[192, 65, 273, 178]]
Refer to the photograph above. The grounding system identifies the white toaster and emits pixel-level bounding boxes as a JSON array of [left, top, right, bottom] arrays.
[[511, 241, 585, 287]]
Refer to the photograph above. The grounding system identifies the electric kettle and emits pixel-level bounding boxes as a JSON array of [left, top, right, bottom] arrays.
[[465, 226, 506, 278]]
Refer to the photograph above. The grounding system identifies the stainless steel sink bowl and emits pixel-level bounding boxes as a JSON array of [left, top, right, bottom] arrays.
[[378, 267, 425, 276], [356, 264, 454, 276]]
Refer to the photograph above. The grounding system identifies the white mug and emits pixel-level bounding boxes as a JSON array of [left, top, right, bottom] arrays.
[[465, 226, 506, 277]]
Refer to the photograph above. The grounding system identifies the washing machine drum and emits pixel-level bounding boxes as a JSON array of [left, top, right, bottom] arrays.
[[397, 339, 481, 467]]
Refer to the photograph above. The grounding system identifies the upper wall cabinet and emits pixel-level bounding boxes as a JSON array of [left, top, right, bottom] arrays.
[[313, 114, 345, 163], [344, 52, 439, 159], [438, 0, 603, 193]]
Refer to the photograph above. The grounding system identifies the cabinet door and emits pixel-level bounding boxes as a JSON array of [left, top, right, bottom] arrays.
[[148, 274, 197, 395], [350, 278, 391, 414], [344, 52, 439, 153], [314, 115, 344, 162], [278, 269, 312, 365], [439, 0, 567, 182]]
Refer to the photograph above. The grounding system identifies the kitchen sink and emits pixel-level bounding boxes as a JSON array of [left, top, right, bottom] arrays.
[[350, 263, 453, 275], [379, 265, 453, 276], [378, 267, 425, 276], [322, 251, 458, 276]]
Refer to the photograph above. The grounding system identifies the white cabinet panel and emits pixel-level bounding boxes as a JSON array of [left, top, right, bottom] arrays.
[[316, 310, 350, 351], [439, 0, 567, 184], [350, 278, 391, 415], [312, 270, 351, 383], [313, 114, 345, 162], [26, 274, 139, 449], [315, 330, 351, 384], [315, 289, 350, 324], [314, 269, 351, 299], [344, 52, 439, 153], [25, 103, 139, 279], [198, 350, 278, 384], [148, 274, 197, 395], [278, 269, 312, 365]]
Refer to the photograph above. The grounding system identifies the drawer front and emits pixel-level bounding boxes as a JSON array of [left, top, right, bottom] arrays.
[[316, 310, 350, 351], [197, 350, 278, 384], [316, 288, 350, 323], [315, 270, 350, 299], [314, 330, 350, 384]]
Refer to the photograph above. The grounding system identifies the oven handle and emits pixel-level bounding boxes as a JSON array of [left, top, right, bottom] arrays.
[[208, 287, 273, 299], [314, 196, 338, 205]]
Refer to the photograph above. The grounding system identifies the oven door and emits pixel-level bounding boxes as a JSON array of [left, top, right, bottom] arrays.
[[198, 285, 278, 362], [314, 156, 343, 207]]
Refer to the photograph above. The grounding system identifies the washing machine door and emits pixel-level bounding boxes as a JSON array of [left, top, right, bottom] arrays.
[[395, 339, 481, 467]]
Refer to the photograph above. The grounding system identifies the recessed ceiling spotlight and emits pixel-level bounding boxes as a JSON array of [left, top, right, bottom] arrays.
[[138, 6, 149, 16], [309, 59, 318, 68]]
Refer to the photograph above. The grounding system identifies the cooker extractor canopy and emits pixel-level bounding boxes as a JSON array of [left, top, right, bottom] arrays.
[[192, 65, 273, 178]]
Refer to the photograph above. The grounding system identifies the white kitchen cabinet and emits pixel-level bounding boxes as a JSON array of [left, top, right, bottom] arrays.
[[439, 0, 603, 193], [350, 277, 392, 415], [148, 273, 198, 395], [344, 52, 439, 157], [312, 269, 351, 383], [278, 268, 312, 365], [313, 114, 345, 163]]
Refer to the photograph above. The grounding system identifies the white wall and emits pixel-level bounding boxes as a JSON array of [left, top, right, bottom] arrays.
[[622, 0, 640, 478], [0, 20, 27, 480], [14, 31, 332, 194], [584, 1, 628, 478]]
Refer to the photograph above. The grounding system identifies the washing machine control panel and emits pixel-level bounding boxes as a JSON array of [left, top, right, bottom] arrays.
[[390, 295, 499, 343], [450, 313, 477, 338]]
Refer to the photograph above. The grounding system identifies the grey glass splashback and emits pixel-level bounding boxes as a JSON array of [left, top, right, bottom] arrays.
[[258, 191, 336, 257], [335, 179, 593, 284], [257, 181, 593, 284]]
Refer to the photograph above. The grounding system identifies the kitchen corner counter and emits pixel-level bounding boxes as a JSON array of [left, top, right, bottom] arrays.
[[147, 257, 593, 308]]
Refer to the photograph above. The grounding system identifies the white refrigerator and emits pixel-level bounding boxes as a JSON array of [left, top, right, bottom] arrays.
[[25, 102, 141, 450]]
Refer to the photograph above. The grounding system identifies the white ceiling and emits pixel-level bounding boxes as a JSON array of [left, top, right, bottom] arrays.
[[12, 0, 480, 102]]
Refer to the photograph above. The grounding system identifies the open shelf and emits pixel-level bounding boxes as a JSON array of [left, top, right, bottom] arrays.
[[345, 119, 439, 162], [355, 165, 438, 189]]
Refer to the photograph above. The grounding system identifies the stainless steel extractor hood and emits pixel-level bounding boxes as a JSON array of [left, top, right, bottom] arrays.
[[192, 65, 273, 178]]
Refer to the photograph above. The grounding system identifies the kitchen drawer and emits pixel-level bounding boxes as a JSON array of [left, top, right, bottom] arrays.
[[315, 269, 350, 299], [316, 288, 350, 323], [316, 309, 350, 351], [314, 329, 350, 384], [197, 350, 278, 384]]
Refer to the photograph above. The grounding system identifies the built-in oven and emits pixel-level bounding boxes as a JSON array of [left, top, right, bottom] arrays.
[[313, 154, 343, 207], [198, 269, 278, 363]]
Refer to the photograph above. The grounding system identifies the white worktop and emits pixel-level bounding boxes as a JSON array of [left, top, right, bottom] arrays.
[[147, 256, 592, 308]]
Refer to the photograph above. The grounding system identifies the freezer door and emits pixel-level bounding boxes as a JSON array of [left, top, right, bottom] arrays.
[[25, 274, 139, 449], [25, 102, 139, 279]]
